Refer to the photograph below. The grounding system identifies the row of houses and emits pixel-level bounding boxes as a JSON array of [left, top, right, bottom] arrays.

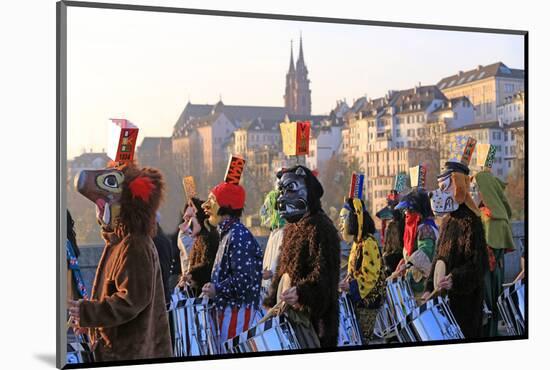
[[69, 61, 525, 220]]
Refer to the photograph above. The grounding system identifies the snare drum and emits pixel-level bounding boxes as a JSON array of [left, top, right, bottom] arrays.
[[373, 301, 398, 339], [223, 314, 301, 353], [497, 281, 525, 336], [396, 296, 464, 342], [169, 296, 220, 356], [384, 277, 418, 329], [337, 293, 363, 346]]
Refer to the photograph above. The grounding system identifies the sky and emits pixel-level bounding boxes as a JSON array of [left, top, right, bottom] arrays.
[[67, 6, 524, 159]]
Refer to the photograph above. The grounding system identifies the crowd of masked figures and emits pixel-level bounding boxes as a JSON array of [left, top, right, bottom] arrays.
[[66, 160, 525, 365]]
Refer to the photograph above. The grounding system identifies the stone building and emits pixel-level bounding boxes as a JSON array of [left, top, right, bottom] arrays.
[[437, 62, 524, 123]]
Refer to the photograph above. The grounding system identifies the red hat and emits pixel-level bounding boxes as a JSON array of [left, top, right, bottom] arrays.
[[211, 182, 246, 210]]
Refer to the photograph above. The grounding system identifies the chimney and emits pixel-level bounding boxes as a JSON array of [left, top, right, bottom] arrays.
[[477, 65, 483, 71], [458, 71, 464, 77]]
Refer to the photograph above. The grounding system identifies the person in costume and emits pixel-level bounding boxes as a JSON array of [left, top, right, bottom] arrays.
[[472, 147, 516, 336], [263, 165, 341, 348], [424, 137, 489, 339], [201, 181, 263, 344], [152, 219, 173, 306], [376, 189, 400, 245], [68, 163, 173, 361], [178, 197, 219, 296], [338, 196, 386, 344], [67, 210, 88, 301], [176, 207, 194, 278], [259, 189, 286, 303], [390, 189, 439, 297], [376, 190, 405, 275]]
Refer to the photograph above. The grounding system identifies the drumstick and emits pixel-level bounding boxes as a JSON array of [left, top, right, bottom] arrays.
[[423, 287, 441, 302]]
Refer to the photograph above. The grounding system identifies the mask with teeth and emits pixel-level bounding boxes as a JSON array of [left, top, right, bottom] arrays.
[[76, 168, 124, 229], [276, 168, 309, 223]]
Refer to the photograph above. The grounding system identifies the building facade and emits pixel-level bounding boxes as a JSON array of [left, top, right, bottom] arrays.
[[442, 120, 525, 180], [437, 62, 524, 124], [497, 90, 525, 125]]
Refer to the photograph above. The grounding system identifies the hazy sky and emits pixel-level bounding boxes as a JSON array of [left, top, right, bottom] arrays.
[[67, 6, 524, 159]]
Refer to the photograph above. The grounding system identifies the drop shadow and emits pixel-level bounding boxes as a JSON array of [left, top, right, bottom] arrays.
[[34, 353, 57, 367]]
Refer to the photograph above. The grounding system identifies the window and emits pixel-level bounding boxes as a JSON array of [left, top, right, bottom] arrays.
[[504, 132, 508, 142], [505, 146, 508, 155], [476, 104, 481, 116], [396, 129, 401, 138]]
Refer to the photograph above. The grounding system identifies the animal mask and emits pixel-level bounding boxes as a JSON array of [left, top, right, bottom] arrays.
[[276, 167, 309, 223], [76, 168, 125, 228], [76, 164, 164, 235]]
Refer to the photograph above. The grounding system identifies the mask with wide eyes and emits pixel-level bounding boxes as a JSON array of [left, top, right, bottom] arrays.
[[276, 172, 308, 223], [76, 169, 125, 228], [96, 172, 124, 193]]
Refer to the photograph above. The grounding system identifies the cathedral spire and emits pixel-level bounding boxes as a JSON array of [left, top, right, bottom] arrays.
[[297, 32, 305, 66], [284, 35, 311, 116], [288, 40, 295, 73]]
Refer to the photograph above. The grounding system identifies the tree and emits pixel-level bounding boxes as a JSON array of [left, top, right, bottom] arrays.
[[506, 166, 525, 221], [319, 153, 362, 224]]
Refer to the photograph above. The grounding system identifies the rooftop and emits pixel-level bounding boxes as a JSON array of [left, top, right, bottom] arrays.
[[437, 62, 524, 90]]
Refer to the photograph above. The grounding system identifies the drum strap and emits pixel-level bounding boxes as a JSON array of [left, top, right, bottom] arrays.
[[66, 240, 89, 299]]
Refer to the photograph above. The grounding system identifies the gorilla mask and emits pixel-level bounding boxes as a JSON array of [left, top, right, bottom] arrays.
[[276, 167, 309, 223]]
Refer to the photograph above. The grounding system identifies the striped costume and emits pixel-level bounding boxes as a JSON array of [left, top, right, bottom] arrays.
[[211, 218, 263, 344]]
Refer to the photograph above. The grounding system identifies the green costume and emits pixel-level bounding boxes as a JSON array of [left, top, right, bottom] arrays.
[[475, 170, 516, 337]]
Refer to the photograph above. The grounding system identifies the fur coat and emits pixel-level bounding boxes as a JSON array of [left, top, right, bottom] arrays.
[[79, 227, 173, 362], [264, 211, 341, 348], [187, 228, 219, 293], [425, 203, 489, 339]]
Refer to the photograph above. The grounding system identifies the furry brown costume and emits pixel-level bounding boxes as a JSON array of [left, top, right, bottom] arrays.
[[428, 167, 488, 339], [76, 164, 173, 361], [425, 203, 488, 338], [264, 166, 340, 348], [186, 227, 219, 294]]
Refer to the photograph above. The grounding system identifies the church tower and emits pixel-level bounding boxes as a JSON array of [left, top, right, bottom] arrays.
[[284, 36, 311, 115]]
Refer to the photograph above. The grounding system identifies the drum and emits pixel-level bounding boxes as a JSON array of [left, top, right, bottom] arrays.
[[497, 281, 525, 335], [66, 334, 94, 364], [386, 277, 418, 324], [337, 293, 363, 346], [169, 295, 220, 356], [396, 296, 464, 342], [223, 314, 301, 353], [373, 301, 398, 339]]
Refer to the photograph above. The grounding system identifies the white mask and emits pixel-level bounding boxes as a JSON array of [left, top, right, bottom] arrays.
[[430, 173, 459, 216]]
